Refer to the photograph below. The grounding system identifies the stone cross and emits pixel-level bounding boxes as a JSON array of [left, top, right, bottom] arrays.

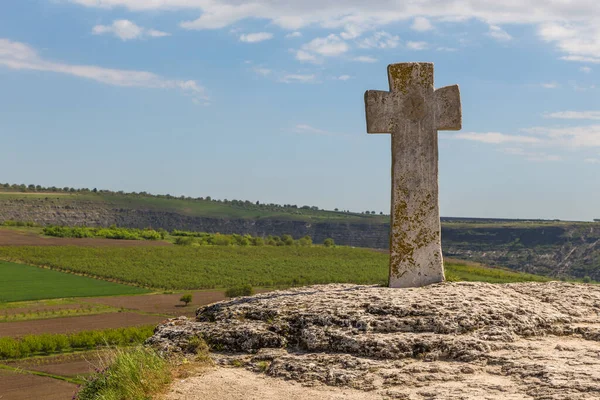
[[365, 62, 462, 288]]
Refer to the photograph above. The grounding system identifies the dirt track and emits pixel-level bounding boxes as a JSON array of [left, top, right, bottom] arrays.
[[0, 228, 171, 247], [0, 312, 165, 337]]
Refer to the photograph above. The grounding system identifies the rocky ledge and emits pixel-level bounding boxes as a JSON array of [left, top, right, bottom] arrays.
[[148, 282, 600, 399]]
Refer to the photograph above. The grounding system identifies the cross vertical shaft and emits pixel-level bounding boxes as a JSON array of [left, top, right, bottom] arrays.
[[365, 63, 462, 288]]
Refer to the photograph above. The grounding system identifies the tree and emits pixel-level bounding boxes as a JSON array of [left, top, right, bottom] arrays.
[[179, 294, 192, 306], [323, 238, 335, 247]]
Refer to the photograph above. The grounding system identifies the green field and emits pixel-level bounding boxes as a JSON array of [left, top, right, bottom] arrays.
[[0, 261, 149, 302], [0, 246, 553, 291]]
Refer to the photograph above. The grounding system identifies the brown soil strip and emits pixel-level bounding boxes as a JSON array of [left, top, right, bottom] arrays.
[[0, 312, 165, 337], [0, 228, 171, 247], [83, 291, 229, 317], [7, 350, 109, 378], [0, 369, 77, 400]]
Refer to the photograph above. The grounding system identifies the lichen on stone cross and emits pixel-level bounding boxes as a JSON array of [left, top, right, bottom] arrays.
[[364, 62, 462, 288]]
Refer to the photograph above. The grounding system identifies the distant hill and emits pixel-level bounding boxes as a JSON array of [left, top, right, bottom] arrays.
[[0, 186, 598, 280]]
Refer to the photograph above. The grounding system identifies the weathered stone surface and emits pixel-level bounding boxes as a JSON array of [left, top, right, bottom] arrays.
[[365, 62, 462, 288], [149, 282, 600, 399]]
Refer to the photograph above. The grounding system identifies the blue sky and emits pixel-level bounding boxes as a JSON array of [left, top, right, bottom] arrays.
[[1, 1, 599, 221]]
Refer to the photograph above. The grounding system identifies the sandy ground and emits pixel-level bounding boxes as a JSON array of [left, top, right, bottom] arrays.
[[165, 367, 380, 400]]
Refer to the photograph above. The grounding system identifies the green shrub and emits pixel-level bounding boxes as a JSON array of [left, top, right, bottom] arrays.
[[225, 284, 254, 298], [281, 234, 294, 246], [297, 235, 312, 246], [583, 276, 592, 283], [323, 238, 335, 247], [180, 293, 192, 306], [174, 236, 195, 246]]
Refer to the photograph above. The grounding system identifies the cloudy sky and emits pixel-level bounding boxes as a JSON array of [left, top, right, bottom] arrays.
[[1, 1, 599, 221]]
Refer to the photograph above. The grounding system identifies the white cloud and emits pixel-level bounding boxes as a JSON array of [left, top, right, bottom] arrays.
[[580, 66, 592, 73], [64, 0, 600, 64], [522, 125, 600, 148], [584, 158, 600, 164], [92, 20, 169, 40], [406, 41, 428, 50], [336, 75, 351, 81], [295, 49, 317, 62], [487, 25, 512, 41], [239, 32, 273, 43], [411, 17, 433, 32], [353, 56, 378, 63], [453, 132, 541, 144], [357, 32, 399, 49], [294, 34, 348, 63], [303, 34, 348, 56], [280, 74, 316, 83], [539, 23, 600, 64], [0, 38, 206, 101], [436, 46, 457, 52], [294, 124, 333, 135], [501, 148, 561, 162], [285, 31, 302, 38], [545, 111, 600, 120], [541, 82, 559, 89], [252, 66, 272, 76]]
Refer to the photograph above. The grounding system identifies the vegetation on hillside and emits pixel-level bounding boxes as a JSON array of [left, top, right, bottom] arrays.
[[0, 182, 386, 220]]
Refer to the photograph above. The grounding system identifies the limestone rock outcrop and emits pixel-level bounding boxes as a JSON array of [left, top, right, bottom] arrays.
[[149, 282, 600, 399]]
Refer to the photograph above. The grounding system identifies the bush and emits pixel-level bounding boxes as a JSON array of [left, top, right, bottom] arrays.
[[180, 293, 192, 306], [281, 234, 294, 246], [225, 284, 254, 298], [323, 238, 335, 247], [297, 235, 312, 246], [174, 236, 195, 246], [583, 276, 592, 283]]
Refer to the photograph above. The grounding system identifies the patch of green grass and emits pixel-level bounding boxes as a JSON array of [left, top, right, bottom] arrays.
[[75, 346, 172, 400], [0, 246, 554, 291], [0, 260, 149, 302], [0, 303, 119, 323], [445, 261, 551, 283]]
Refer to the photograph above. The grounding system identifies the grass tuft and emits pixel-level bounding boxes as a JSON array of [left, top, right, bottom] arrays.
[[76, 346, 171, 400]]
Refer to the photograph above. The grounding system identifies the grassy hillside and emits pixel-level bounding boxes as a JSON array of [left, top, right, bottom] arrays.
[[0, 190, 386, 223]]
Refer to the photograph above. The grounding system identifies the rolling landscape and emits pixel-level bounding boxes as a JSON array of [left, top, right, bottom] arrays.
[[0, 185, 584, 399]]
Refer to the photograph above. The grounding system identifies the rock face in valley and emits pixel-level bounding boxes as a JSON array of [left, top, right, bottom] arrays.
[[149, 282, 600, 400], [1, 197, 599, 279]]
